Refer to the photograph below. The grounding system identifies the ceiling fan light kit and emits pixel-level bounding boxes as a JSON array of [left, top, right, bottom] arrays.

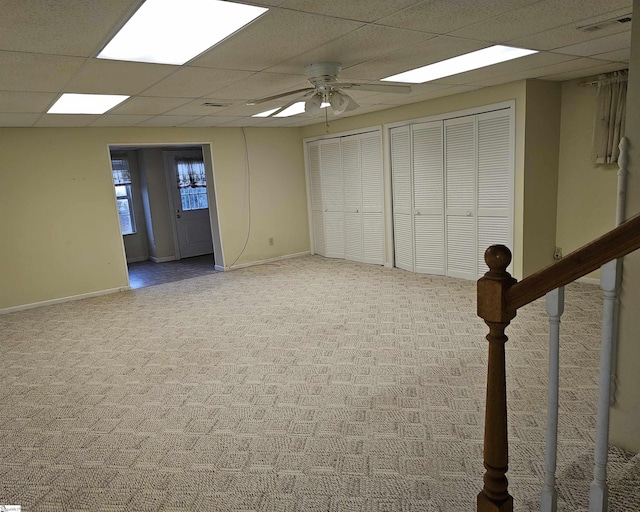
[[248, 62, 410, 118]]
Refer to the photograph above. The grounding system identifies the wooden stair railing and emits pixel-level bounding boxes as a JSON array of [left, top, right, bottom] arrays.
[[476, 213, 640, 512]]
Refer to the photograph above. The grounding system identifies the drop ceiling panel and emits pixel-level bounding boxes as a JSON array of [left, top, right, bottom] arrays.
[[210, 72, 310, 101], [65, 60, 177, 95], [179, 116, 243, 127], [0, 113, 39, 127], [190, 9, 364, 71], [541, 61, 628, 81], [89, 115, 154, 127], [164, 100, 236, 117], [0, 92, 57, 113], [278, 0, 424, 23], [109, 97, 192, 116], [508, 8, 632, 50], [376, 0, 541, 35], [551, 31, 632, 57], [137, 115, 203, 127], [219, 117, 272, 127], [35, 115, 100, 127], [266, 25, 437, 75], [0, 0, 137, 56], [341, 37, 487, 81], [450, 0, 633, 43], [594, 48, 631, 61], [0, 51, 86, 92], [140, 67, 254, 98]]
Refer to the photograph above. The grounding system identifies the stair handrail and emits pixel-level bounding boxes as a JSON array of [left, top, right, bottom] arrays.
[[476, 212, 640, 512]]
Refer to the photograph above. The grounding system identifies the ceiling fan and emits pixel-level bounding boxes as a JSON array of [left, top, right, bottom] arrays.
[[246, 62, 412, 117]]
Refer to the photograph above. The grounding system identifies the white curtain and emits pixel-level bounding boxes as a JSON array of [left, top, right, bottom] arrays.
[[594, 70, 628, 164]]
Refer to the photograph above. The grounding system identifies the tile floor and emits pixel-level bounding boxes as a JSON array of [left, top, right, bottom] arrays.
[[127, 254, 218, 289]]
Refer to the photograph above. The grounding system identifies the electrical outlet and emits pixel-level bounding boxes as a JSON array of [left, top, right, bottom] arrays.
[[268, 237, 274, 246], [553, 247, 562, 260]]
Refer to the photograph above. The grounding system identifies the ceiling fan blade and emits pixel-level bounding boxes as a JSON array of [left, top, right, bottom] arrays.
[[247, 87, 314, 105], [339, 82, 412, 94], [268, 91, 315, 117]]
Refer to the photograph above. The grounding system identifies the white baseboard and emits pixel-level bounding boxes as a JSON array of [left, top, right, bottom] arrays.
[[126, 256, 148, 263], [225, 251, 310, 271], [214, 265, 226, 272], [0, 287, 129, 315], [577, 277, 600, 285], [150, 256, 176, 263]]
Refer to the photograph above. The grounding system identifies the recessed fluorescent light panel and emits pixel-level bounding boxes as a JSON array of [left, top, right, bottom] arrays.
[[381, 45, 538, 83], [47, 93, 130, 114], [274, 102, 306, 117], [98, 0, 268, 65], [252, 107, 279, 118]]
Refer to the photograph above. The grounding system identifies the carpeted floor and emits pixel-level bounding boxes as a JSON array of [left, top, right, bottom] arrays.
[[0, 255, 637, 511]]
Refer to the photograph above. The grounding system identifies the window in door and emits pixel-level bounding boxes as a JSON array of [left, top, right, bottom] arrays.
[[176, 158, 208, 211], [111, 156, 136, 235]]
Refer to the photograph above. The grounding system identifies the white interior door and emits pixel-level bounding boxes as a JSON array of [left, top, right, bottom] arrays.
[[445, 116, 477, 280], [412, 121, 445, 275], [320, 139, 344, 259], [342, 134, 363, 262], [308, 141, 325, 256], [391, 126, 414, 272], [360, 131, 385, 265], [476, 110, 513, 277], [166, 151, 214, 259]]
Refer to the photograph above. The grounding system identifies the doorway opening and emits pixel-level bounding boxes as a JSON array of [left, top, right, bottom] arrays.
[[108, 143, 223, 290]]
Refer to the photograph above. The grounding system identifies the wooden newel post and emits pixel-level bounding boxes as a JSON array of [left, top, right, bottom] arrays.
[[477, 245, 517, 512]]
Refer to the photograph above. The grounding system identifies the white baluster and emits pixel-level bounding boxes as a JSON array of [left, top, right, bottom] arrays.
[[541, 286, 564, 512], [589, 260, 617, 512], [609, 136, 628, 404]]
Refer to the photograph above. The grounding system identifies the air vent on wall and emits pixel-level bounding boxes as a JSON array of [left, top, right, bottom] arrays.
[[202, 102, 232, 108], [578, 13, 632, 32]]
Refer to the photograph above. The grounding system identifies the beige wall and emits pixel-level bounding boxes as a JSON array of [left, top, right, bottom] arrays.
[[0, 126, 309, 310], [118, 150, 150, 263], [522, 80, 562, 276], [610, 0, 640, 452], [556, 78, 619, 280], [303, 80, 562, 279]]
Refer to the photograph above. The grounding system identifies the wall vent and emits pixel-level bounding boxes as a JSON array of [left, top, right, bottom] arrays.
[[578, 13, 632, 32], [202, 102, 232, 108]]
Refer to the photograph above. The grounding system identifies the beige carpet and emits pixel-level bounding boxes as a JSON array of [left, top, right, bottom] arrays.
[[0, 255, 637, 511]]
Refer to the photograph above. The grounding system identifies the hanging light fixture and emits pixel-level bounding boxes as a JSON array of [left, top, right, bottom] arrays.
[[304, 93, 323, 116], [329, 90, 350, 115]]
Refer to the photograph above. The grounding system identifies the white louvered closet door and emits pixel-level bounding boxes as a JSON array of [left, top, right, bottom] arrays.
[[320, 138, 344, 258], [342, 134, 363, 262], [391, 125, 414, 272], [477, 110, 513, 277], [308, 141, 325, 256], [445, 116, 477, 280], [412, 121, 445, 275], [360, 131, 384, 265]]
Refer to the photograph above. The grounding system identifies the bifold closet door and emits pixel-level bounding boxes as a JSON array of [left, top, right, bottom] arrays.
[[319, 138, 344, 259], [308, 141, 325, 256], [342, 135, 363, 262], [391, 125, 414, 272], [412, 121, 444, 275], [476, 110, 512, 276], [360, 131, 384, 265], [445, 116, 477, 280]]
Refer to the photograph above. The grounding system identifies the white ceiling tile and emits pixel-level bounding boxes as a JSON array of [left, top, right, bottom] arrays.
[[163, 99, 237, 117], [190, 9, 364, 72], [65, 60, 177, 95], [540, 61, 628, 81], [179, 116, 244, 127], [89, 115, 155, 127], [341, 37, 486, 81], [0, 51, 86, 92], [593, 48, 631, 62], [450, 0, 632, 43], [137, 115, 203, 127], [35, 115, 100, 127], [0, 92, 57, 113], [140, 67, 254, 98], [377, 0, 541, 34], [278, 0, 423, 22], [233, 0, 288, 6], [508, 8, 632, 50], [109, 97, 192, 115], [266, 25, 437, 75], [551, 30, 631, 57], [219, 117, 273, 127], [0, 113, 39, 127], [211, 73, 310, 101], [0, 0, 137, 56]]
